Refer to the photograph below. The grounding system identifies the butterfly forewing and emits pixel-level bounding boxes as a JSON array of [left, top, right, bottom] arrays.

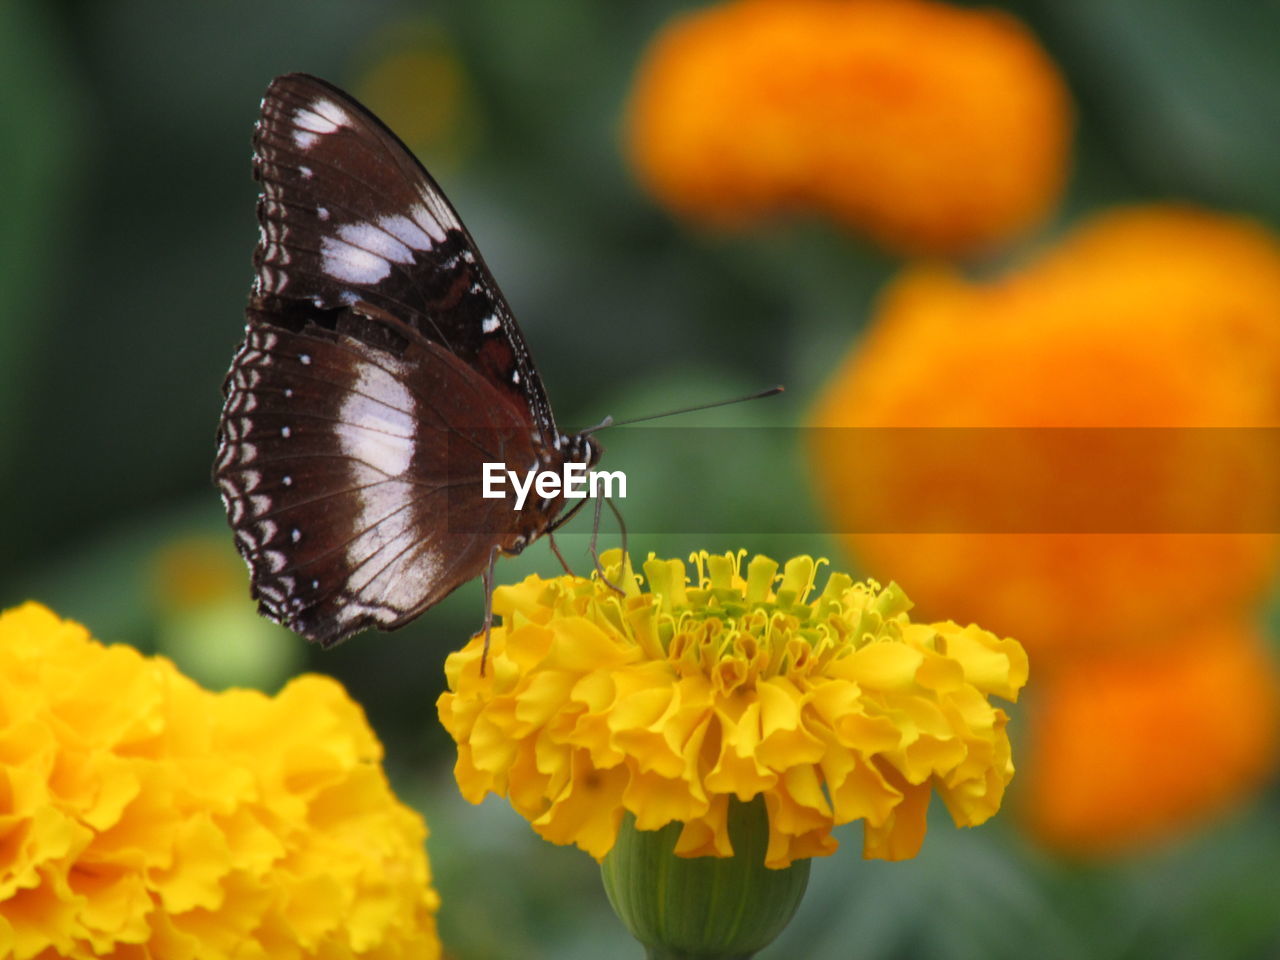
[[251, 74, 557, 436], [216, 73, 597, 646]]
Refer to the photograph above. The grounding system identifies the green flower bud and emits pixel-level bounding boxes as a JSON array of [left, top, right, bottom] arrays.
[[601, 796, 810, 960]]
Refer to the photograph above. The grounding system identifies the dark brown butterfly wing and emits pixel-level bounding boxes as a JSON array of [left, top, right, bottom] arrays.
[[215, 74, 588, 646], [215, 316, 543, 646]]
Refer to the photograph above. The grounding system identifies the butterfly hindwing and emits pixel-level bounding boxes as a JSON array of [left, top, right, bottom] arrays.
[[215, 317, 541, 645]]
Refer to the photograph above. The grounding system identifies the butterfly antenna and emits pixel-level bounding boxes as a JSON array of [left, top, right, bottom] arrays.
[[608, 498, 629, 565], [547, 532, 576, 577], [580, 384, 784, 434]]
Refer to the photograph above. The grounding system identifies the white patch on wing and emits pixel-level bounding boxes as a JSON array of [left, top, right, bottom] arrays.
[[320, 235, 392, 284], [419, 189, 460, 233], [358, 541, 440, 601], [336, 365, 416, 477], [410, 202, 447, 244], [309, 98, 350, 128], [345, 523, 441, 608], [378, 212, 436, 251], [482, 316, 500, 334], [329, 359, 444, 626], [334, 419, 414, 478], [329, 482, 444, 630], [293, 130, 318, 150], [294, 99, 346, 135], [336, 221, 414, 265]]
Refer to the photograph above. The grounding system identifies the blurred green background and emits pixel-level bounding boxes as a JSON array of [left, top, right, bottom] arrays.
[[3, 1, 1279, 957]]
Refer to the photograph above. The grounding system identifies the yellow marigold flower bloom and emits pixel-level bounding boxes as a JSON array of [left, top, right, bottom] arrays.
[[437, 551, 1027, 868], [1022, 620, 1280, 855], [0, 602, 439, 960], [809, 205, 1280, 660], [626, 0, 1071, 255]]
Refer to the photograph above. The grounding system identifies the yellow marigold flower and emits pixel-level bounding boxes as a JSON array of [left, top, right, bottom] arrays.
[[1021, 620, 1280, 855], [625, 0, 1071, 255], [809, 204, 1280, 660], [437, 551, 1027, 868], [0, 602, 439, 960]]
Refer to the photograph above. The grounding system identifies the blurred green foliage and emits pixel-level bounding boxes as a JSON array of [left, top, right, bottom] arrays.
[[2, 1, 1279, 957]]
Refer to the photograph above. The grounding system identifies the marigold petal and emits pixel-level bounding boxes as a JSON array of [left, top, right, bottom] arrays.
[[534, 752, 629, 858], [624, 768, 710, 830], [673, 794, 733, 859], [862, 777, 932, 861], [825, 752, 901, 829], [938, 623, 1029, 701], [847, 643, 924, 691], [514, 669, 577, 730], [707, 701, 776, 800], [754, 678, 826, 771], [467, 707, 523, 778]]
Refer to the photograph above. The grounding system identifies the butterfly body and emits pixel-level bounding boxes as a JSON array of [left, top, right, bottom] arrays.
[[215, 74, 599, 647]]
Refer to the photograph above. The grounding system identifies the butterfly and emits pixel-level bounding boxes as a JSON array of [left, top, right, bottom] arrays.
[[214, 73, 601, 648]]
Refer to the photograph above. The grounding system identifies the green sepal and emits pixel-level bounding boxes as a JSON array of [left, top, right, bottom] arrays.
[[601, 797, 810, 960]]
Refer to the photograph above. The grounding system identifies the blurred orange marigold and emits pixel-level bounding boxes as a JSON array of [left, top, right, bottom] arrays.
[[625, 0, 1072, 255], [809, 205, 1280, 660], [0, 602, 440, 960], [1022, 620, 1280, 855]]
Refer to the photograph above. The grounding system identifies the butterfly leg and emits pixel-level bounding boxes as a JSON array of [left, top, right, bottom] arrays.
[[547, 532, 576, 577], [607, 497, 629, 565], [589, 495, 626, 595], [480, 543, 500, 677]]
